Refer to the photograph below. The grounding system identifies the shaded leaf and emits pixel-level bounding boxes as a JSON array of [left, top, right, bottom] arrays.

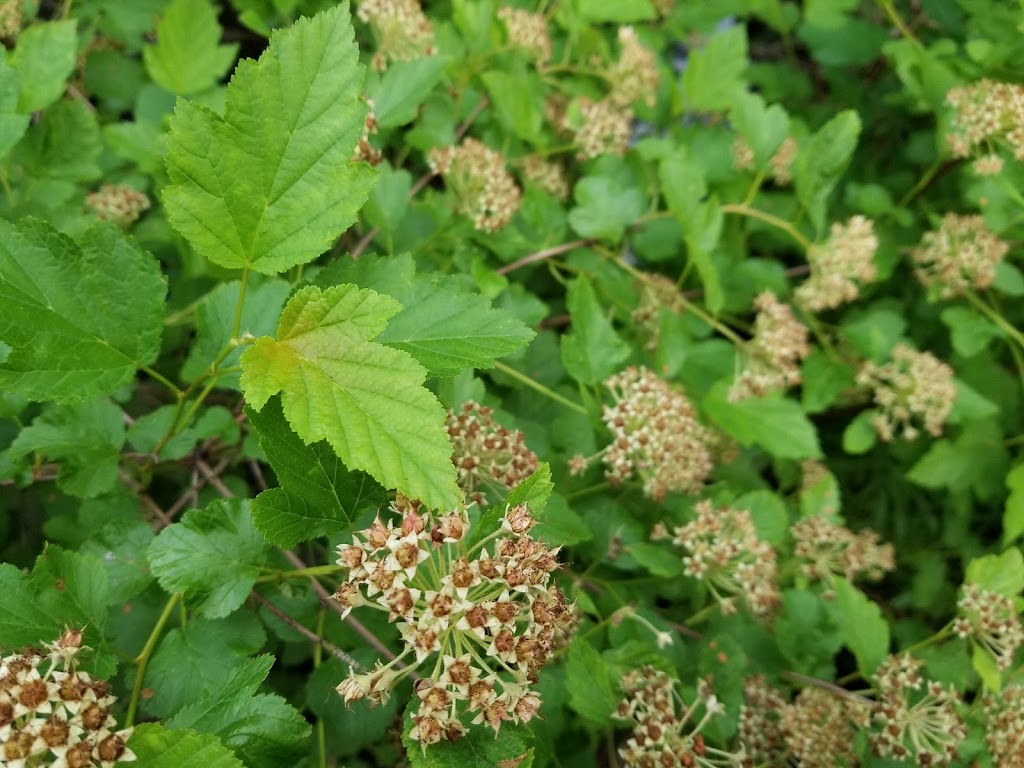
[[833, 577, 890, 679]]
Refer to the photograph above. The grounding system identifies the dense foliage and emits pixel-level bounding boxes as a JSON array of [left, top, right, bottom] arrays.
[[1, 0, 1023, 766]]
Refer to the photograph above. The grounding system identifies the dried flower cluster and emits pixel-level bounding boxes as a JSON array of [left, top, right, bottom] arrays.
[[608, 27, 660, 108], [0, 0, 21, 39], [953, 583, 1024, 671], [869, 654, 966, 766], [946, 79, 1024, 161], [353, 103, 382, 165], [671, 500, 779, 618], [0, 630, 135, 768], [911, 213, 1009, 299], [614, 666, 745, 768], [780, 687, 867, 768], [631, 274, 683, 352], [356, 0, 436, 70], [737, 676, 787, 767], [497, 6, 551, 65], [984, 683, 1024, 767], [795, 215, 879, 312], [445, 402, 539, 507], [572, 98, 632, 159], [791, 515, 895, 590], [729, 291, 810, 401], [84, 185, 150, 228], [571, 366, 714, 501], [520, 156, 569, 201], [856, 344, 957, 442], [731, 135, 797, 185], [333, 500, 574, 747], [428, 139, 521, 232]]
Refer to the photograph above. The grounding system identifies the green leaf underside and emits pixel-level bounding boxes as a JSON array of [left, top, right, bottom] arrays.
[[0, 218, 166, 403], [240, 284, 460, 510], [163, 4, 377, 274], [129, 725, 245, 768], [147, 499, 271, 618], [143, 0, 239, 96], [246, 396, 386, 548]]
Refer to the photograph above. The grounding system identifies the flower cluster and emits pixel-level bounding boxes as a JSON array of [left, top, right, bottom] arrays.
[[571, 366, 714, 501], [614, 667, 745, 768], [356, 0, 436, 70], [631, 274, 684, 352], [353, 103, 382, 165], [671, 500, 779, 618], [731, 136, 797, 185], [572, 98, 632, 159], [869, 654, 966, 766], [737, 676, 787, 767], [333, 501, 574, 747], [608, 27, 660, 107], [953, 583, 1024, 671], [0, 630, 135, 768], [984, 683, 1024, 767], [84, 185, 150, 228], [911, 213, 1009, 299], [791, 514, 895, 590], [520, 156, 569, 201], [946, 79, 1024, 161], [780, 687, 867, 768], [497, 6, 551, 65], [428, 139, 522, 232], [795, 215, 878, 312], [445, 402, 539, 507], [728, 291, 810, 401], [0, 0, 21, 39], [856, 344, 957, 442]]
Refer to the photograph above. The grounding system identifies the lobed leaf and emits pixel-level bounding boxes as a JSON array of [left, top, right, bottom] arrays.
[[561, 276, 630, 386], [129, 725, 245, 768], [143, 0, 239, 95]]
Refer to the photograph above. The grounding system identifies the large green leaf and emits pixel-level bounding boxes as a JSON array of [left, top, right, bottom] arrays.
[[163, 4, 377, 274], [704, 383, 822, 459], [246, 396, 387, 548], [561, 276, 630, 386], [240, 284, 460, 510], [0, 219, 166, 404], [129, 725, 245, 768], [565, 636, 618, 725], [794, 110, 861, 233], [9, 20, 78, 113], [680, 25, 748, 112], [143, 0, 239, 95]]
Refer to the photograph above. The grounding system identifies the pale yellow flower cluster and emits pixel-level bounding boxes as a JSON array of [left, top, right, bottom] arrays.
[[520, 156, 569, 201], [946, 79, 1024, 162], [795, 215, 878, 312], [497, 6, 551, 65], [911, 213, 1008, 299], [356, 0, 436, 71], [84, 185, 151, 228], [572, 99, 632, 159], [429, 139, 522, 232], [608, 27, 660, 108], [729, 291, 810, 401]]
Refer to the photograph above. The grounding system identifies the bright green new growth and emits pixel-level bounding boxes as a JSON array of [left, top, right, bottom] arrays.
[[163, 4, 377, 274], [143, 0, 239, 96], [240, 283, 460, 511]]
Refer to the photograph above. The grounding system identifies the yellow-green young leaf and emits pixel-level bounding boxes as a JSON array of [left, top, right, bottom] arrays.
[[143, 0, 239, 95], [0, 219, 166, 404], [163, 4, 377, 274], [129, 725, 245, 768], [240, 284, 460, 510], [10, 20, 77, 113]]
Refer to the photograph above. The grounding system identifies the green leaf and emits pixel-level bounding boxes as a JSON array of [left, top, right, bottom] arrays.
[[972, 644, 1002, 693], [1003, 463, 1024, 546], [362, 163, 412, 233], [0, 58, 30, 159], [143, 0, 239, 95], [561, 276, 630, 386], [481, 69, 544, 143], [246, 396, 386, 548], [839, 306, 905, 362], [401, 698, 534, 767], [940, 306, 1002, 357], [534, 492, 593, 548], [627, 542, 682, 577], [704, 384, 822, 459], [567, 176, 645, 242], [801, 348, 856, 414], [11, 100, 102, 184], [578, 0, 655, 22], [794, 110, 861, 232], [466, 464, 554, 550], [163, 5, 377, 274], [148, 499, 272, 618], [240, 284, 460, 510], [565, 637, 618, 725], [907, 422, 1009, 498], [729, 90, 789, 165], [0, 219, 166, 404], [832, 577, 890, 679], [7, 399, 125, 498], [775, 589, 842, 679], [129, 724, 245, 768], [680, 26, 748, 112], [842, 411, 877, 454], [965, 549, 1024, 598], [369, 56, 447, 128], [733, 490, 790, 546], [10, 20, 78, 113]]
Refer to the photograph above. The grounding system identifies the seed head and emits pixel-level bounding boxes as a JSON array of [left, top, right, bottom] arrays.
[[737, 676, 787, 767], [0, 0, 22, 40], [731, 136, 797, 186], [795, 215, 878, 312], [429, 139, 522, 232], [520, 156, 569, 201], [911, 213, 1008, 299], [781, 687, 868, 768], [983, 683, 1024, 767], [729, 291, 810, 401]]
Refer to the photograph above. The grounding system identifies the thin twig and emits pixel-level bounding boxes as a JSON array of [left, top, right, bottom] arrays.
[[250, 591, 362, 669], [248, 459, 269, 492], [497, 238, 594, 275], [118, 470, 173, 529], [782, 670, 874, 705], [195, 457, 235, 499]]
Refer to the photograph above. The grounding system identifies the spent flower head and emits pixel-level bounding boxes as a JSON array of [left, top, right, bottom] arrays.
[[795, 215, 878, 312], [791, 515, 895, 591], [946, 79, 1024, 161], [728, 291, 810, 401], [856, 344, 956, 442], [571, 98, 632, 159], [984, 683, 1024, 767], [84, 185, 150, 228], [429, 139, 521, 232], [356, 0, 436, 70], [607, 27, 660, 108], [953, 583, 1023, 672], [737, 675, 787, 767], [520, 156, 569, 201], [781, 687, 868, 768], [911, 213, 1009, 299], [497, 7, 551, 65]]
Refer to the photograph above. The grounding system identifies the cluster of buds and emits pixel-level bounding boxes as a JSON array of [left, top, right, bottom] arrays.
[[0, 0, 21, 39], [607, 27, 660, 108], [736, 676, 787, 767], [445, 402, 539, 507], [911, 213, 1009, 299], [728, 291, 810, 401], [953, 583, 1024, 671], [356, 0, 436, 70], [780, 687, 868, 768], [428, 139, 521, 232], [571, 99, 632, 159], [519, 156, 569, 201], [353, 102, 382, 165], [946, 80, 1024, 163], [795, 215, 879, 312], [869, 654, 966, 766], [497, 6, 551, 65], [671, 500, 779, 618], [0, 630, 135, 768], [333, 500, 574, 747], [856, 344, 957, 442], [614, 667, 746, 768], [983, 683, 1024, 767], [790, 514, 895, 591], [570, 367, 714, 501], [631, 274, 684, 352], [84, 185, 150, 228], [731, 136, 797, 186]]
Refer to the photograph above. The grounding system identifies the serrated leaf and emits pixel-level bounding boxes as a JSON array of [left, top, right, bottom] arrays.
[[10, 100, 102, 184], [163, 5, 377, 274], [0, 219, 166, 404], [833, 577, 890, 679], [10, 20, 78, 113], [148, 499, 271, 618], [565, 637, 618, 725], [7, 399, 125, 498], [561, 277, 630, 386], [369, 56, 447, 128], [246, 396, 386, 548], [240, 284, 460, 510], [940, 306, 1002, 357], [729, 90, 789, 166], [143, 0, 239, 95], [801, 348, 856, 414], [401, 698, 534, 767], [466, 464, 553, 549], [567, 176, 645, 242], [680, 25, 747, 112], [481, 69, 544, 142], [0, 58, 30, 159], [627, 542, 682, 577], [794, 110, 861, 233], [129, 724, 245, 768], [704, 384, 822, 459], [534, 492, 592, 548], [965, 549, 1024, 598]]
